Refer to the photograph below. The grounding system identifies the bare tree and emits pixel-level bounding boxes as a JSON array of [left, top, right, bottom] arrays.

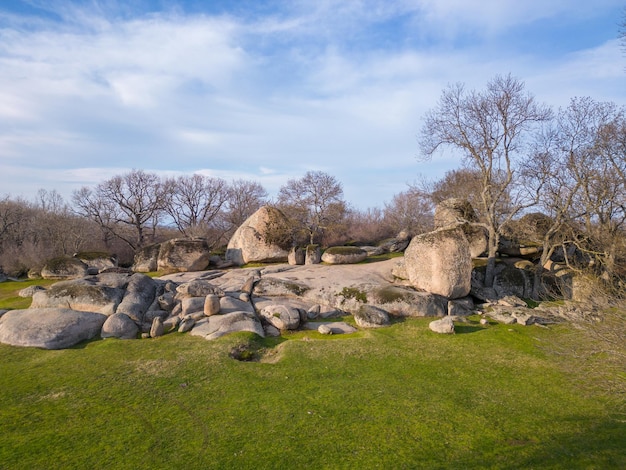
[[383, 186, 433, 236], [72, 169, 166, 250], [163, 174, 229, 238], [223, 179, 268, 230], [420, 74, 552, 286], [277, 171, 346, 245]]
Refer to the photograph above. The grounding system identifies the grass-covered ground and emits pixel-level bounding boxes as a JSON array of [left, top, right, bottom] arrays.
[[0, 279, 624, 469]]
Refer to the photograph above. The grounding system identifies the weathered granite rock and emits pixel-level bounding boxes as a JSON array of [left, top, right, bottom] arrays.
[[259, 303, 301, 330], [150, 317, 165, 338], [116, 274, 157, 324], [404, 226, 472, 299], [75, 252, 117, 273], [220, 296, 255, 315], [448, 297, 474, 316], [288, 247, 305, 265], [204, 294, 221, 316], [101, 313, 139, 339], [429, 317, 455, 334], [157, 238, 211, 272], [176, 280, 224, 298], [305, 245, 322, 265], [189, 312, 265, 340], [321, 246, 367, 265], [303, 322, 358, 335], [31, 279, 124, 315], [0, 308, 106, 349], [181, 297, 206, 316], [353, 305, 390, 328], [178, 316, 195, 333], [225, 206, 290, 266], [132, 243, 161, 272], [318, 324, 333, 335], [41, 257, 88, 280], [18, 285, 46, 298]]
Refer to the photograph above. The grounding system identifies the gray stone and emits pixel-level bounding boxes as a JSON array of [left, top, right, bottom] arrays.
[[41, 257, 88, 280], [321, 247, 368, 265], [307, 304, 320, 320], [429, 317, 455, 334], [176, 280, 224, 298], [204, 294, 221, 316], [259, 303, 301, 330], [18, 285, 46, 298], [181, 297, 205, 316], [0, 308, 106, 349], [220, 296, 255, 315], [189, 312, 265, 340], [150, 317, 164, 338], [305, 245, 322, 265], [404, 226, 472, 299], [288, 247, 305, 265], [157, 238, 211, 272], [225, 206, 290, 266], [353, 305, 390, 328], [304, 321, 358, 335], [178, 316, 195, 333], [132, 243, 160, 272], [101, 313, 139, 340], [31, 279, 124, 315], [264, 324, 281, 337], [116, 274, 157, 324], [318, 324, 333, 335]]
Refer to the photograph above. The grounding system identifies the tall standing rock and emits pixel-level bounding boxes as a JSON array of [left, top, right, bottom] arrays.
[[404, 226, 472, 299], [225, 206, 290, 266], [157, 238, 211, 272]]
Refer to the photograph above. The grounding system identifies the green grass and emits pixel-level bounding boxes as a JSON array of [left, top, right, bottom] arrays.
[[0, 281, 624, 469], [0, 279, 56, 310]]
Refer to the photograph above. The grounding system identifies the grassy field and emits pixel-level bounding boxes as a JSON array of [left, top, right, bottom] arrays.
[[0, 279, 624, 469]]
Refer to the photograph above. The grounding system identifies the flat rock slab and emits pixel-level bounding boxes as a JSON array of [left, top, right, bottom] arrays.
[[0, 308, 106, 349], [303, 322, 358, 335], [189, 312, 265, 340]]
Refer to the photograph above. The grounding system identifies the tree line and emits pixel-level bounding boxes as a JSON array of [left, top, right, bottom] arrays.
[[0, 74, 624, 300]]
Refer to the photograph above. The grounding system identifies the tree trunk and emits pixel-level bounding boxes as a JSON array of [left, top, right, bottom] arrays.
[[484, 228, 498, 287]]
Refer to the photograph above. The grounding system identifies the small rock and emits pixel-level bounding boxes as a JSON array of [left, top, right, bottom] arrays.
[[150, 317, 164, 338], [480, 318, 489, 325], [204, 294, 221, 316], [353, 305, 390, 328], [307, 305, 320, 320], [318, 324, 333, 335], [264, 324, 281, 337], [178, 316, 195, 333], [18, 285, 46, 298], [429, 317, 455, 334]]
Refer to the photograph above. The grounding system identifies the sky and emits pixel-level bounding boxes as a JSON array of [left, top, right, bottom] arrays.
[[0, 0, 624, 210]]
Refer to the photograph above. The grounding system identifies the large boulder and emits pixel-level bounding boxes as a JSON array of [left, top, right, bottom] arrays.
[[321, 246, 367, 265], [157, 238, 211, 272], [404, 227, 472, 299], [31, 278, 125, 315], [132, 243, 161, 272], [41, 257, 88, 280], [189, 312, 265, 340], [101, 313, 139, 339], [225, 206, 290, 266], [74, 252, 117, 273], [0, 308, 106, 349]]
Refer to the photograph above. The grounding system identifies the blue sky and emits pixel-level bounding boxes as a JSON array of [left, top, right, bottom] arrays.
[[0, 0, 624, 209]]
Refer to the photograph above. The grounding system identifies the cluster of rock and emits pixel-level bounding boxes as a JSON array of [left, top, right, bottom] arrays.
[[0, 200, 580, 350]]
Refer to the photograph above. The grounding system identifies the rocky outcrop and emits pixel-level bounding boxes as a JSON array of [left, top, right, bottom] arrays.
[[225, 206, 290, 266], [75, 252, 117, 273], [31, 277, 126, 315], [132, 239, 211, 273], [353, 305, 390, 328], [157, 238, 211, 272], [429, 317, 455, 334], [0, 308, 106, 349], [116, 274, 158, 324], [404, 227, 472, 299], [41, 256, 88, 280], [321, 246, 367, 264]]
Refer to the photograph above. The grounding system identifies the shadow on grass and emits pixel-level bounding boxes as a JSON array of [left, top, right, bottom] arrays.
[[454, 324, 488, 334]]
